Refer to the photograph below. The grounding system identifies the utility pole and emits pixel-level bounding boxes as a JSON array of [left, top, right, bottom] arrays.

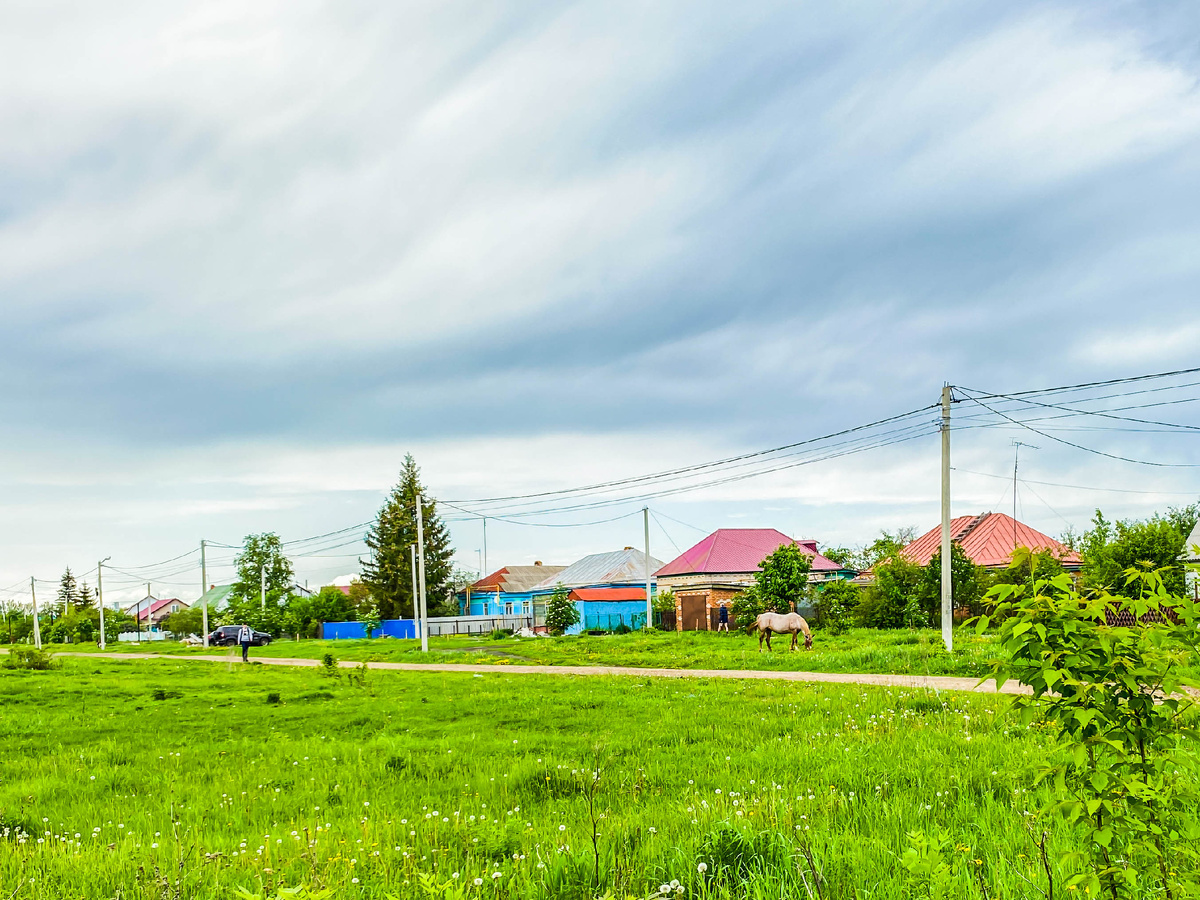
[[200, 540, 209, 649], [97, 558, 111, 650], [145, 583, 152, 640], [260, 566, 266, 610], [416, 493, 429, 652], [482, 517, 488, 576], [643, 507, 653, 630], [410, 543, 419, 618], [1012, 441, 1037, 558], [30, 577, 41, 650], [940, 384, 953, 653]]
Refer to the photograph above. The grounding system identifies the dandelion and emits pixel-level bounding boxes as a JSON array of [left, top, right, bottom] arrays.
[[474, 878, 484, 886], [697, 862, 708, 873]]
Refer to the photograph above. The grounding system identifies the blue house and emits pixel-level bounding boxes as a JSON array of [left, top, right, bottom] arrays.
[[527, 547, 665, 635], [462, 563, 567, 617]]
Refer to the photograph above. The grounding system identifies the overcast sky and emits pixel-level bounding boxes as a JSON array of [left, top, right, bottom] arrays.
[[3, 1, 1199, 608]]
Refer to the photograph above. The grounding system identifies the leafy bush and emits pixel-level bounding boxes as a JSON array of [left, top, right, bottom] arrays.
[[978, 566, 1200, 897], [544, 584, 579, 636], [652, 588, 676, 613], [1, 647, 57, 670], [813, 580, 857, 633], [489, 628, 512, 640], [265, 692, 282, 705]]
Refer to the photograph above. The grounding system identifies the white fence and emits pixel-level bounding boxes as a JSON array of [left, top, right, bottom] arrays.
[[424, 614, 536, 636]]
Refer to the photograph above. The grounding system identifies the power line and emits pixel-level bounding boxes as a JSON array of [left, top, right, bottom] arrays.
[[958, 391, 1200, 468]]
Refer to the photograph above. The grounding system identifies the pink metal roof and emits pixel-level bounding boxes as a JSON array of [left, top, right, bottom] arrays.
[[654, 528, 847, 577], [134, 597, 185, 621], [901, 512, 1081, 568]]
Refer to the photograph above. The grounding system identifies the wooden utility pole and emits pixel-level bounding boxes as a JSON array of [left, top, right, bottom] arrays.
[[940, 384, 953, 653]]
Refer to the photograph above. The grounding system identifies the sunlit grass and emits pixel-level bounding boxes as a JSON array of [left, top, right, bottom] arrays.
[[0, 657, 1117, 898], [47, 628, 999, 678]]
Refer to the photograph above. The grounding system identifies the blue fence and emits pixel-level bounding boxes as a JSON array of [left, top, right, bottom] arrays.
[[319, 619, 417, 640]]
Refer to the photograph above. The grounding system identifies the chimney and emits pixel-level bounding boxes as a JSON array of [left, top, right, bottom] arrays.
[[534, 561, 542, 566], [624, 546, 633, 551]]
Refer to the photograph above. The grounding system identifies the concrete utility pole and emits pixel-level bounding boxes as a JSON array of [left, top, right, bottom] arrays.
[[200, 540, 209, 648], [97, 557, 111, 650], [30, 577, 41, 650], [940, 384, 953, 653], [416, 493, 429, 652], [410, 544, 419, 618], [260, 566, 266, 610], [643, 507, 653, 630], [482, 516, 488, 576]]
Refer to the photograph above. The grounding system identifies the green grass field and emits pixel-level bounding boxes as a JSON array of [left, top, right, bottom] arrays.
[[47, 628, 1000, 678], [0, 656, 1112, 899]]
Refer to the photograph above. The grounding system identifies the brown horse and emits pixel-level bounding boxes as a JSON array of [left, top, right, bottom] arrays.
[[754, 612, 813, 651]]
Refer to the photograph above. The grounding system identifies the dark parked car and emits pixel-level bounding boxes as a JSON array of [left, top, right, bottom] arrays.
[[207, 625, 273, 647]]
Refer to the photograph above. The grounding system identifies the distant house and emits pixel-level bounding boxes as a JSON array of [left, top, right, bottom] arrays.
[[193, 584, 236, 614], [1184, 520, 1200, 599], [124, 595, 189, 629], [462, 562, 567, 617], [900, 512, 1081, 570], [654, 528, 856, 631], [529, 547, 664, 635]]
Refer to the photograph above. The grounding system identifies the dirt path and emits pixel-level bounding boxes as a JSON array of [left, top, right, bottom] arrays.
[[51, 650, 1031, 694]]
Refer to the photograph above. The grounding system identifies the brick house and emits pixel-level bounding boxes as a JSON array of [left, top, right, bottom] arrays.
[[654, 528, 856, 631]]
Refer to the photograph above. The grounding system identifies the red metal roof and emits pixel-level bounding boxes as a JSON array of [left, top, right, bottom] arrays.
[[132, 597, 185, 621], [901, 512, 1081, 568], [654, 528, 847, 577], [568, 587, 646, 602]]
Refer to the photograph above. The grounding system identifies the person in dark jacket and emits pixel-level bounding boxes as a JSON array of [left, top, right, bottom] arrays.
[[238, 623, 253, 662], [717, 602, 730, 633]]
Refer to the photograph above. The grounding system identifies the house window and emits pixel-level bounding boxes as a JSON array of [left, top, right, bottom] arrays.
[[504, 602, 513, 615], [171, 604, 179, 612]]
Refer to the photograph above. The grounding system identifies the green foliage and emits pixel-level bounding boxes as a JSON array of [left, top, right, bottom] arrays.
[[813, 580, 857, 633], [358, 599, 382, 638], [282, 586, 358, 639], [919, 543, 984, 623], [161, 606, 205, 637], [232, 533, 295, 604], [0, 601, 34, 644], [362, 454, 455, 620], [544, 583, 579, 636], [991, 546, 1065, 589], [730, 583, 766, 628], [860, 555, 923, 628], [221, 595, 286, 636], [754, 544, 812, 613], [977, 568, 1200, 897], [2, 647, 57, 670], [55, 567, 79, 616], [1080, 508, 1195, 598], [44, 608, 101, 644], [652, 588, 676, 613]]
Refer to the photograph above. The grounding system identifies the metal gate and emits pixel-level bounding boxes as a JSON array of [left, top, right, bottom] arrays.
[[678, 593, 707, 631]]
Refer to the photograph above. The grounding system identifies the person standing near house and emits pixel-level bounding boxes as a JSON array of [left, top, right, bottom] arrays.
[[717, 602, 729, 633], [238, 623, 253, 662]]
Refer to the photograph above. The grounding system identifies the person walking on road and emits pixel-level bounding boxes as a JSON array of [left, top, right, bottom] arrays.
[[717, 602, 729, 633], [238, 623, 253, 662]]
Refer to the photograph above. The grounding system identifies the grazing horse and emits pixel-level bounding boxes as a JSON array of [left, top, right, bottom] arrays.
[[754, 612, 813, 651]]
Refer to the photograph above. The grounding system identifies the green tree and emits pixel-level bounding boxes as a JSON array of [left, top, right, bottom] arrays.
[[232, 533, 295, 603], [860, 555, 923, 628], [77, 581, 95, 611], [756, 544, 813, 613], [1080, 509, 1193, 598], [361, 455, 454, 620], [978, 568, 1200, 897], [161, 606, 205, 637], [55, 567, 79, 616], [813, 579, 857, 633], [853, 527, 918, 571], [992, 546, 1066, 588], [544, 583, 579, 636], [820, 546, 856, 569], [282, 586, 358, 639], [919, 542, 984, 622]]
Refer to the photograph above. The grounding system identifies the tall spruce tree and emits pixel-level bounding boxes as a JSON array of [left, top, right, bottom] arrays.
[[56, 567, 80, 615], [77, 581, 96, 611], [362, 454, 454, 619]]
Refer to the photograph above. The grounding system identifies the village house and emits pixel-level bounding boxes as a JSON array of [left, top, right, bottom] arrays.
[[461, 562, 567, 617], [654, 528, 856, 631], [899, 512, 1081, 570], [528, 547, 664, 634], [1184, 519, 1200, 599], [123, 594, 190, 630]]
